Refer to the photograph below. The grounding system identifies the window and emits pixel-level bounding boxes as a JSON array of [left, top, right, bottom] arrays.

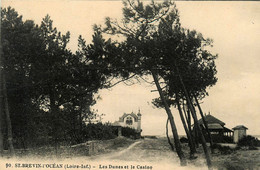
[[210, 132, 219, 135], [126, 117, 133, 125]]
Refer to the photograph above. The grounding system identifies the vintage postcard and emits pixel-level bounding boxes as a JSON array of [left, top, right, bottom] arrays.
[[0, 0, 259, 170]]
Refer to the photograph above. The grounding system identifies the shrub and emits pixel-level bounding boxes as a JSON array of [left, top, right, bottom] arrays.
[[222, 136, 233, 143], [222, 162, 244, 170], [82, 123, 117, 141], [121, 127, 140, 139], [180, 137, 189, 143], [238, 135, 260, 147], [212, 143, 232, 154], [248, 146, 258, 150]]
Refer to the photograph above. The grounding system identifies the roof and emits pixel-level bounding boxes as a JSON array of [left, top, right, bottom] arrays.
[[207, 123, 223, 130], [112, 121, 121, 126], [198, 114, 225, 126], [200, 124, 233, 132], [119, 112, 139, 122], [232, 125, 248, 130], [223, 127, 233, 132]]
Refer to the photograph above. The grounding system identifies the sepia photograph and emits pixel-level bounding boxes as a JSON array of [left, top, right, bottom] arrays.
[[0, 0, 260, 169]]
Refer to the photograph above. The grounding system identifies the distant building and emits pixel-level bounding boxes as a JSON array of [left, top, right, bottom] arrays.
[[193, 114, 233, 143], [232, 125, 248, 143], [113, 110, 142, 133], [112, 110, 142, 138]]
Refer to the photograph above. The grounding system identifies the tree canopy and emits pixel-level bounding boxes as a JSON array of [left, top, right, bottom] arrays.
[[99, 0, 217, 167], [0, 7, 116, 147]]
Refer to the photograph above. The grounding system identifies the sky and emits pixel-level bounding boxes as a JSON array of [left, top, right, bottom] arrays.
[[2, 0, 260, 136]]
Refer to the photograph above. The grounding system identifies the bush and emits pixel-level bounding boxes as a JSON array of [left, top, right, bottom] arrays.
[[222, 162, 244, 170], [143, 136, 157, 139], [212, 143, 233, 154], [238, 135, 260, 147], [121, 127, 141, 139], [81, 124, 141, 141], [248, 146, 258, 150], [222, 135, 233, 143], [82, 123, 117, 141], [180, 137, 189, 143]]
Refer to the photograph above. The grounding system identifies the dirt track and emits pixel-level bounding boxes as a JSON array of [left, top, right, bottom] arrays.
[[89, 138, 208, 170], [89, 137, 260, 170]]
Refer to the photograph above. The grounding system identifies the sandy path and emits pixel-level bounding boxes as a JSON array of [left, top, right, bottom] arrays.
[[90, 140, 142, 160], [89, 138, 208, 170], [107, 140, 142, 159]]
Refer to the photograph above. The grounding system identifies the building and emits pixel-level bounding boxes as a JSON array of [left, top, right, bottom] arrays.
[[232, 125, 248, 143], [113, 110, 142, 136], [194, 114, 233, 143]]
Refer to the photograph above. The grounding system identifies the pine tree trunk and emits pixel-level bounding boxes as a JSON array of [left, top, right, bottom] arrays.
[[50, 92, 61, 157], [183, 103, 194, 141], [185, 92, 212, 169], [173, 64, 212, 169], [193, 120, 199, 148], [194, 95, 214, 153], [2, 74, 15, 156], [0, 78, 3, 156], [79, 99, 83, 142], [151, 71, 186, 166], [182, 102, 197, 151], [166, 118, 175, 151], [49, 87, 60, 150], [0, 10, 4, 156], [188, 101, 199, 148], [185, 105, 192, 138], [176, 95, 196, 158], [182, 101, 189, 129], [191, 103, 201, 147]]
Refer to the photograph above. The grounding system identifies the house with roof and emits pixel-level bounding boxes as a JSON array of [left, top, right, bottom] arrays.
[[232, 125, 248, 143], [193, 114, 233, 143], [112, 110, 142, 136]]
